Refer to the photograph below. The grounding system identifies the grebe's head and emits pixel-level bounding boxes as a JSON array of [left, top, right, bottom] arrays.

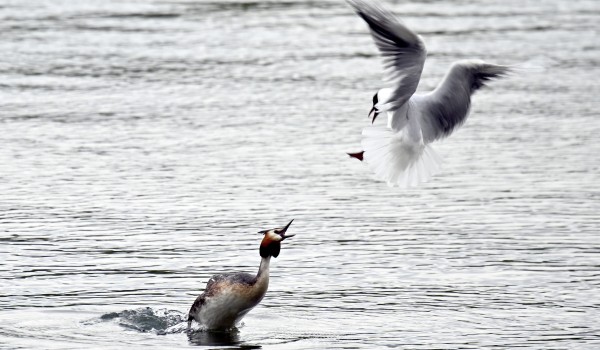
[[258, 219, 294, 258]]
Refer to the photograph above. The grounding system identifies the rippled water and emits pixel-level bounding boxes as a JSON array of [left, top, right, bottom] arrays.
[[1, 0, 599, 349]]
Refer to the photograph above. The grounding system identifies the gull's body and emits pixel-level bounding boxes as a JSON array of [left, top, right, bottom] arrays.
[[347, 0, 511, 187], [187, 220, 294, 331]]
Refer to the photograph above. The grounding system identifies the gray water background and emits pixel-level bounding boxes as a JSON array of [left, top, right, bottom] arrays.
[[1, 0, 599, 349]]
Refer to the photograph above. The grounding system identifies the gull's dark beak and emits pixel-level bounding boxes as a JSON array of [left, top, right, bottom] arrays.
[[372, 112, 379, 123], [368, 106, 376, 119], [369, 92, 379, 123], [279, 219, 294, 240], [369, 107, 379, 124]]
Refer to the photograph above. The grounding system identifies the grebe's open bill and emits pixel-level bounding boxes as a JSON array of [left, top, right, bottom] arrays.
[[280, 219, 294, 239], [257, 219, 295, 239]]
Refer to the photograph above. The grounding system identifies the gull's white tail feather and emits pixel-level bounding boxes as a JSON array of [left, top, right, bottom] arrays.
[[361, 126, 442, 187]]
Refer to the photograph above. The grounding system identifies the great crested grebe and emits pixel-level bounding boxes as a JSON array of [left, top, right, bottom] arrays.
[[346, 0, 511, 187], [187, 220, 295, 330]]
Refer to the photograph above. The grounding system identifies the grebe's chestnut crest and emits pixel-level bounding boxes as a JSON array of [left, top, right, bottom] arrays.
[[258, 219, 295, 258]]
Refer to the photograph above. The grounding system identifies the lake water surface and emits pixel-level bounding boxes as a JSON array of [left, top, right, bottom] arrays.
[[1, 0, 599, 349]]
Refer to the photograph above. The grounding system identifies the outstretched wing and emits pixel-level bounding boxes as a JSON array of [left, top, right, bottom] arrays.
[[348, 0, 426, 112], [419, 60, 511, 143]]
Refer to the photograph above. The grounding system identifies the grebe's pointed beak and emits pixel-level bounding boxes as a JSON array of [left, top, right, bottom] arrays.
[[280, 219, 294, 240]]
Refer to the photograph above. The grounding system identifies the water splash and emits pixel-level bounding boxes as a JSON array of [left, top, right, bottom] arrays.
[[95, 307, 249, 346], [98, 307, 186, 334]]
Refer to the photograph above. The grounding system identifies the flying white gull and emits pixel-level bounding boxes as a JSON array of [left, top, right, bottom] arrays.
[[346, 0, 511, 187]]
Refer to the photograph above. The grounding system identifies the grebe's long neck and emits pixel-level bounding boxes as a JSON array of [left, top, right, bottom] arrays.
[[256, 256, 271, 281], [249, 256, 270, 302]]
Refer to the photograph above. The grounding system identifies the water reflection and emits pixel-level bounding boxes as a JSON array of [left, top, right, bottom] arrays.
[[187, 328, 261, 349]]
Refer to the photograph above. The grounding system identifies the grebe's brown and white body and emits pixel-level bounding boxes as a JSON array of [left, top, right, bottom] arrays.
[[187, 220, 294, 330], [346, 0, 511, 187]]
